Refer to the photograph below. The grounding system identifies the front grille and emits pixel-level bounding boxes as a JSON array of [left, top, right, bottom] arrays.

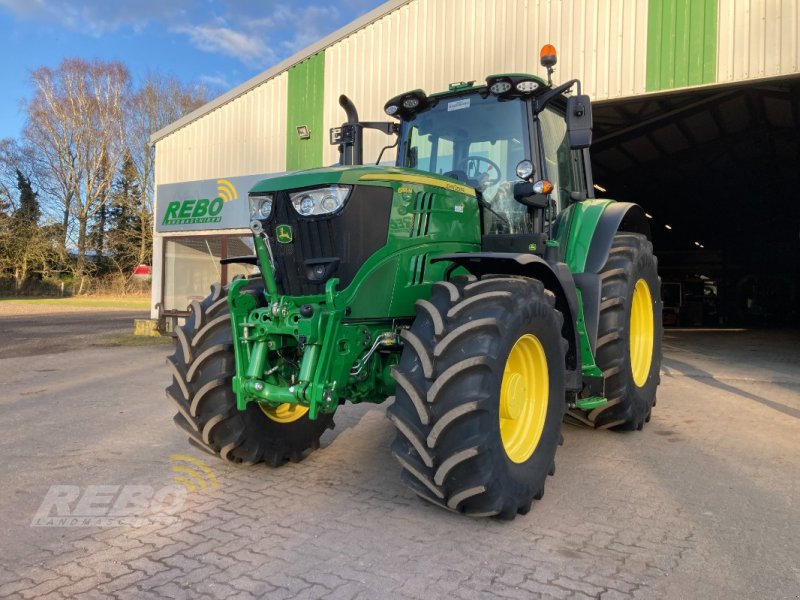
[[267, 185, 393, 296]]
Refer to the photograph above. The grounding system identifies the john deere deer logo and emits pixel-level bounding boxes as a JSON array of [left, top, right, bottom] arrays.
[[276, 224, 293, 244]]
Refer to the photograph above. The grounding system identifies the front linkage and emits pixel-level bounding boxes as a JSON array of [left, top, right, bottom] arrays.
[[228, 228, 400, 421]]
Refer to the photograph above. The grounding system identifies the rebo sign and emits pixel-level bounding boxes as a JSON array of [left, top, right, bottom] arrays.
[[155, 174, 277, 233]]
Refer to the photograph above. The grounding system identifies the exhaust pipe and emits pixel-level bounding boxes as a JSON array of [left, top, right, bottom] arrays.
[[337, 95, 362, 166]]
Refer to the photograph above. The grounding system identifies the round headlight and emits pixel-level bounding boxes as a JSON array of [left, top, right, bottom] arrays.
[[257, 197, 272, 219], [299, 196, 315, 216], [402, 96, 420, 109], [320, 194, 339, 212], [385, 104, 399, 116], [516, 160, 534, 181]]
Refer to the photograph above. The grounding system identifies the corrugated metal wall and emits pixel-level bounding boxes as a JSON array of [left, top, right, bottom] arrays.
[[323, 0, 650, 166], [717, 0, 800, 82], [153, 0, 800, 184], [154, 72, 288, 187]]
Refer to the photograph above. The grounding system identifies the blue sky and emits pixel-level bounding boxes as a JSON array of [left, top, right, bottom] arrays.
[[0, 0, 385, 140]]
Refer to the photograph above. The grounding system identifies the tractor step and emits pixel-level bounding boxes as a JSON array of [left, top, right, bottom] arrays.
[[575, 396, 607, 411]]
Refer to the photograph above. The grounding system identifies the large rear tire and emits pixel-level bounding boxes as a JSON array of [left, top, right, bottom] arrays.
[[166, 281, 333, 466], [588, 233, 662, 430], [388, 277, 565, 519]]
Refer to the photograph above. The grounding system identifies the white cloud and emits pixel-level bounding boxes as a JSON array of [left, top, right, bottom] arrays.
[[172, 3, 345, 69], [175, 24, 275, 67], [247, 4, 342, 56], [0, 0, 45, 19], [199, 73, 230, 89], [0, 0, 374, 67], [0, 0, 190, 36]]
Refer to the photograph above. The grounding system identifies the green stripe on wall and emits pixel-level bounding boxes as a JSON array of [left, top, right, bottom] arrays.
[[646, 0, 718, 91], [286, 52, 325, 170]]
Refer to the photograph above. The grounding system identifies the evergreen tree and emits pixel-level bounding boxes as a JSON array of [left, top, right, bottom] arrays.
[[105, 151, 143, 274], [89, 203, 108, 256], [14, 169, 39, 225], [3, 167, 52, 290]]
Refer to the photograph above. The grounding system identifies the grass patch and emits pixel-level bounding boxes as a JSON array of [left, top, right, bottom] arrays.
[[0, 296, 150, 310], [100, 333, 174, 347]]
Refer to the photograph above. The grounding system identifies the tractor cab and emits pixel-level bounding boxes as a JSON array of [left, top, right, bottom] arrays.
[[386, 71, 594, 252], [335, 46, 596, 253]]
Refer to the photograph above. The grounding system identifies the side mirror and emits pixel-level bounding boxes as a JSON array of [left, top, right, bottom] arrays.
[[566, 94, 592, 149]]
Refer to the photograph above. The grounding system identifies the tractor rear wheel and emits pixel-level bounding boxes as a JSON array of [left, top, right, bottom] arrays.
[[166, 281, 333, 466], [589, 233, 662, 430], [388, 277, 565, 519]]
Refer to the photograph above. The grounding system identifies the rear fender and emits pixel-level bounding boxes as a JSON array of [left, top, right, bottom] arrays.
[[430, 252, 582, 392]]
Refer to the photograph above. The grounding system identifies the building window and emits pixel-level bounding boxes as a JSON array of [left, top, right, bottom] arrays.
[[162, 235, 256, 312]]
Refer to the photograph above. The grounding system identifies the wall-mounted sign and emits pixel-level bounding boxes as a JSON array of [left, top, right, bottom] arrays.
[[296, 125, 310, 139], [155, 173, 280, 233]]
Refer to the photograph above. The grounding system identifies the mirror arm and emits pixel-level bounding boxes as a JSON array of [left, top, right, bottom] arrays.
[[535, 79, 579, 113], [360, 122, 399, 136]]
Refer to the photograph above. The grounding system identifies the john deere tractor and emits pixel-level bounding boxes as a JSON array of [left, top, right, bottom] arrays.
[[167, 47, 662, 519]]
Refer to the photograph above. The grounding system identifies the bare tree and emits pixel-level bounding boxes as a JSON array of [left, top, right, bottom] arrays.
[[126, 72, 207, 266], [0, 139, 17, 212], [24, 58, 130, 275]]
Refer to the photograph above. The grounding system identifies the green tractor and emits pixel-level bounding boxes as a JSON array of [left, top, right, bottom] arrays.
[[167, 47, 662, 519]]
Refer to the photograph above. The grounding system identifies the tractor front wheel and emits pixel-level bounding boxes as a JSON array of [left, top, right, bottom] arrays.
[[589, 233, 663, 430], [388, 277, 565, 519], [166, 281, 333, 466]]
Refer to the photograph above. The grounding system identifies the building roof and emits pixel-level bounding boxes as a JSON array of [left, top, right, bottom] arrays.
[[149, 0, 410, 145]]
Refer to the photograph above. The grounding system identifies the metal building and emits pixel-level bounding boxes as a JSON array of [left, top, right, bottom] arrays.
[[150, 0, 800, 327]]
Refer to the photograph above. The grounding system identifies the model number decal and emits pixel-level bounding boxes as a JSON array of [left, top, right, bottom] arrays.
[[447, 98, 470, 112]]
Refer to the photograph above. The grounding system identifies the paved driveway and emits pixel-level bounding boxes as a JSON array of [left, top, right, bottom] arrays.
[[0, 321, 798, 599], [0, 310, 147, 359]]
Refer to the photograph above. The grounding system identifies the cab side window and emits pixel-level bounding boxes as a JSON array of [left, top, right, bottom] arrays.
[[538, 108, 586, 210]]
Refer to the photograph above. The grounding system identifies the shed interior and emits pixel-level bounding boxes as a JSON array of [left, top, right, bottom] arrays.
[[592, 75, 800, 326]]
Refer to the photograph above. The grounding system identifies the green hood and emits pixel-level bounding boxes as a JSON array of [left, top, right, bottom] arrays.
[[248, 165, 476, 197]]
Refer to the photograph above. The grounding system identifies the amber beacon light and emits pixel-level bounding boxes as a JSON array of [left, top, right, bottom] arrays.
[[540, 44, 557, 85]]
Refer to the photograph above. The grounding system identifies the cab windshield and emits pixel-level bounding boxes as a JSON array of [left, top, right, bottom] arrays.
[[399, 93, 532, 232]]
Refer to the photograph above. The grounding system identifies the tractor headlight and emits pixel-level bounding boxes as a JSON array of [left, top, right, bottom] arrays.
[[489, 80, 512, 94], [289, 185, 351, 217], [515, 79, 539, 93], [249, 193, 274, 220]]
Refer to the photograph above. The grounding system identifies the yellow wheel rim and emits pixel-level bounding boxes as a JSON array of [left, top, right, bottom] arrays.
[[499, 334, 549, 464], [260, 403, 308, 423], [630, 278, 655, 387]]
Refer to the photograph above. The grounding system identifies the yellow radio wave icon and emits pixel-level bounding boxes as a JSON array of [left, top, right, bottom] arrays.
[[170, 454, 219, 493], [217, 179, 238, 203]]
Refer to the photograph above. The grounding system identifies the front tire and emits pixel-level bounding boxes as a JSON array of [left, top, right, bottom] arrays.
[[588, 233, 663, 430], [166, 282, 333, 466], [388, 277, 565, 519]]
